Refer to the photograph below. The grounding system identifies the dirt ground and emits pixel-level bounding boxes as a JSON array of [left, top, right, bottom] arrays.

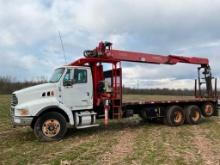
[[0, 94, 220, 165]]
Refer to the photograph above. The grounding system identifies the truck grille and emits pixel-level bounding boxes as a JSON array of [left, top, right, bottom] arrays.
[[11, 94, 18, 106], [11, 107, 15, 116]]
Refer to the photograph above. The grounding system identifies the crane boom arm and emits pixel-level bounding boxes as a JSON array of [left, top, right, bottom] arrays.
[[105, 49, 209, 65], [70, 41, 209, 66]]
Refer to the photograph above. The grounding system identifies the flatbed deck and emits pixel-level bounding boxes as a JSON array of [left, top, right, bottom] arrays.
[[122, 97, 218, 107], [121, 97, 219, 118]]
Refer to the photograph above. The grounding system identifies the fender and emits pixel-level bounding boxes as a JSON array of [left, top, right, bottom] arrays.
[[36, 104, 74, 126]]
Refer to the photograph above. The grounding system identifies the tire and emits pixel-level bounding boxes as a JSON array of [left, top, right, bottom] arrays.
[[201, 102, 214, 117], [34, 112, 67, 142], [166, 105, 185, 126], [185, 105, 202, 124]]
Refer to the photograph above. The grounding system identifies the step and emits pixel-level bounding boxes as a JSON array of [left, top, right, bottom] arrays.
[[113, 114, 122, 119], [113, 112, 122, 115], [113, 107, 122, 109], [113, 105, 122, 107], [76, 124, 99, 129], [77, 112, 97, 117], [113, 113, 122, 115], [112, 107, 122, 109]]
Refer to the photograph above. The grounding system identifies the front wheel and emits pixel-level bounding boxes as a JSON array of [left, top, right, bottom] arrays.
[[34, 112, 67, 141]]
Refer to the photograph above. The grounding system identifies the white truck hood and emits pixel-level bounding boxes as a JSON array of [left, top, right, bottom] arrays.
[[13, 83, 58, 105]]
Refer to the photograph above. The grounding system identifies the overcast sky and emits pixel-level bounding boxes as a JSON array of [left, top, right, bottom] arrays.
[[0, 0, 220, 89]]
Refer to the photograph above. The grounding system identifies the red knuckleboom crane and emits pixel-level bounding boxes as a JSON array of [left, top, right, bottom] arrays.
[[71, 41, 209, 65], [69, 41, 217, 120]]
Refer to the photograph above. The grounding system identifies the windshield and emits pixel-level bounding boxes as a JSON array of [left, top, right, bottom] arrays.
[[49, 68, 65, 83]]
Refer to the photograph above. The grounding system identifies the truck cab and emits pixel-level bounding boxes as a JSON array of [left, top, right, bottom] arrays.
[[11, 66, 97, 141]]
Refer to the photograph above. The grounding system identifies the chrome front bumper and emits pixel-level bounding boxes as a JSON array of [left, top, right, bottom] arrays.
[[12, 116, 33, 127], [10, 106, 33, 127]]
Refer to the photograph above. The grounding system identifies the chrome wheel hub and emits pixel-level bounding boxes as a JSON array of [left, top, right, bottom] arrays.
[[42, 119, 60, 137]]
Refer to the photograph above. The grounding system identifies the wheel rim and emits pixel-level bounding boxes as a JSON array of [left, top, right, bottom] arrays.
[[174, 111, 182, 123], [192, 110, 200, 121], [42, 119, 61, 138], [204, 104, 213, 115]]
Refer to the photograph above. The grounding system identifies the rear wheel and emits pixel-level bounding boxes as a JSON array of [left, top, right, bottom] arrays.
[[34, 112, 67, 141], [185, 105, 201, 124], [201, 102, 214, 117], [166, 105, 185, 126]]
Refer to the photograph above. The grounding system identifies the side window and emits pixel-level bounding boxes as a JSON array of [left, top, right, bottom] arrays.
[[63, 69, 74, 83], [63, 69, 70, 81], [74, 69, 87, 83]]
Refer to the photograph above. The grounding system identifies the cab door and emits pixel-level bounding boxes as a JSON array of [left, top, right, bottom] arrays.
[[61, 67, 93, 110]]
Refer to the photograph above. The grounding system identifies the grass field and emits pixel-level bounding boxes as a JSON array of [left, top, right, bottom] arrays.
[[0, 94, 220, 165]]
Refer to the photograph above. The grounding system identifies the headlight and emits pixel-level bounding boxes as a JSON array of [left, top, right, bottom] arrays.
[[18, 109, 29, 116]]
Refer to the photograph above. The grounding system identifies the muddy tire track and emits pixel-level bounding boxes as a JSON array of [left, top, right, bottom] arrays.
[[100, 128, 141, 165], [34, 133, 98, 164], [192, 125, 220, 165]]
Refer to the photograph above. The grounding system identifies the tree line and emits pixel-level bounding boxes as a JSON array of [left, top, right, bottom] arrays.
[[123, 87, 194, 96], [0, 76, 46, 94], [0, 76, 217, 96]]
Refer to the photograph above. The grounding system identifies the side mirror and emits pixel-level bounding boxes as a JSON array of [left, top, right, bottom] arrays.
[[63, 79, 74, 86]]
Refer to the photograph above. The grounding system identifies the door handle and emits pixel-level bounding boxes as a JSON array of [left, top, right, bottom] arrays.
[[86, 92, 90, 96]]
